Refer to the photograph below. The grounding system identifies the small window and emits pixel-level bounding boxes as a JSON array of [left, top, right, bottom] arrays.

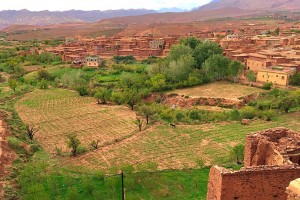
[[276, 75, 278, 77], [282, 76, 285, 80], [234, 197, 239, 200]]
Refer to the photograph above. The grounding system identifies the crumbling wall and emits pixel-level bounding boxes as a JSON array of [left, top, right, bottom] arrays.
[[207, 166, 300, 200]]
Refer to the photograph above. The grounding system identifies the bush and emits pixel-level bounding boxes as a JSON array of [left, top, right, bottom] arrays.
[[189, 110, 200, 120], [76, 86, 89, 96], [262, 82, 273, 90], [7, 137, 21, 150], [240, 106, 258, 119], [38, 79, 49, 89], [37, 69, 52, 81], [77, 146, 87, 155], [30, 144, 41, 153]]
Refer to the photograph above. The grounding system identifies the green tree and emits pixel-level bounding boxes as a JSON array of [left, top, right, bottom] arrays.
[[180, 37, 201, 49], [67, 133, 81, 157], [245, 70, 256, 86], [193, 41, 223, 68], [278, 95, 297, 113], [202, 54, 230, 81], [230, 144, 245, 164], [134, 118, 143, 131], [147, 73, 167, 92], [8, 79, 18, 92], [138, 104, 154, 124], [167, 44, 193, 62], [121, 89, 141, 110], [228, 61, 245, 82], [165, 54, 195, 83], [94, 88, 111, 104], [290, 73, 300, 86]]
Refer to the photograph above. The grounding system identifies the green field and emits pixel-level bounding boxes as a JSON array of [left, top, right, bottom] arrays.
[[15, 89, 300, 172]]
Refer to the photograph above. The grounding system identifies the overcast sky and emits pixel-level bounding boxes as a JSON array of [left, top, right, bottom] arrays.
[[0, 0, 212, 11]]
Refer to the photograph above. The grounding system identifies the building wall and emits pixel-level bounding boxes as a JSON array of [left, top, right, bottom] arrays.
[[246, 58, 271, 72], [207, 166, 300, 200], [256, 71, 291, 86]]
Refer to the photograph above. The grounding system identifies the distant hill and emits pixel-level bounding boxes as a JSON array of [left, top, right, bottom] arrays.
[[0, 9, 157, 29], [196, 0, 300, 11]]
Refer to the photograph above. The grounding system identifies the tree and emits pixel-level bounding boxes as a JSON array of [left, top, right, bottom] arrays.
[[121, 89, 141, 110], [202, 54, 230, 81], [94, 88, 111, 104], [147, 73, 167, 92], [193, 41, 223, 68], [290, 73, 300, 86], [90, 140, 100, 150], [228, 61, 245, 82], [67, 133, 81, 157], [8, 79, 17, 92], [230, 144, 245, 164], [278, 94, 297, 113], [167, 44, 193, 62], [180, 37, 201, 49], [245, 70, 256, 86], [26, 124, 37, 140], [165, 54, 195, 83], [139, 105, 153, 124], [134, 118, 143, 131]]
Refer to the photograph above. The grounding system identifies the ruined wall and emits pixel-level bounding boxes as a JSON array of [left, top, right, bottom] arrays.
[[145, 93, 258, 109], [207, 166, 300, 200]]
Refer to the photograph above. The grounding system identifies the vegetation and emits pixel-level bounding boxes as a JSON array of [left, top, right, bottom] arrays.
[[1, 37, 300, 200]]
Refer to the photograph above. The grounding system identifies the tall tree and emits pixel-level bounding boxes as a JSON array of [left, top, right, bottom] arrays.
[[165, 54, 195, 83], [180, 37, 202, 49], [202, 54, 230, 81], [167, 44, 193, 62], [230, 144, 245, 164], [193, 41, 223, 68], [228, 61, 245, 83], [245, 70, 256, 86]]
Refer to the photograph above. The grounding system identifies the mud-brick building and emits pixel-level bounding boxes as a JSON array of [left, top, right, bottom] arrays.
[[207, 128, 300, 200], [256, 67, 296, 86]]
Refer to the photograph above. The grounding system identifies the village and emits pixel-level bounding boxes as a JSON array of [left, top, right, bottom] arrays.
[[36, 22, 300, 87]]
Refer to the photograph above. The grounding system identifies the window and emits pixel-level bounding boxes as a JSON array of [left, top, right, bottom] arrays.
[[282, 76, 285, 80], [276, 75, 278, 77]]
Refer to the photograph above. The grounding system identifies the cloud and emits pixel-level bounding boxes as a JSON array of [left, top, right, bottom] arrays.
[[0, 0, 211, 11]]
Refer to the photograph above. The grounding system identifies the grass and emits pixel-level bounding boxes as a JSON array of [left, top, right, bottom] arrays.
[[171, 81, 263, 99], [15, 89, 300, 172]]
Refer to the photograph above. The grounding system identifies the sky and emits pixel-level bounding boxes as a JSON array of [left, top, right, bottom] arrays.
[[0, 0, 212, 11]]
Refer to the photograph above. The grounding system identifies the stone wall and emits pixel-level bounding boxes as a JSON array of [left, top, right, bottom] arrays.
[[207, 128, 300, 200], [207, 166, 300, 200]]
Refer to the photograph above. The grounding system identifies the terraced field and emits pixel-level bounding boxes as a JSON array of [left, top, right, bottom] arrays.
[[16, 89, 300, 171], [15, 89, 137, 153]]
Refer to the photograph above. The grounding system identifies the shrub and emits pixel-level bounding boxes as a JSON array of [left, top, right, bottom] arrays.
[[37, 69, 52, 81], [7, 137, 21, 150], [175, 112, 185, 122], [262, 82, 273, 90], [189, 110, 200, 120], [30, 144, 41, 153], [240, 106, 257, 119], [38, 79, 49, 89], [76, 86, 89, 96]]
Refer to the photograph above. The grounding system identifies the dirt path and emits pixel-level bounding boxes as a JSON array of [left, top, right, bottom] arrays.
[[0, 114, 16, 199]]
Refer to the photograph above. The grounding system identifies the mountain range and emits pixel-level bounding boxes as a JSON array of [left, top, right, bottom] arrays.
[[1, 0, 300, 33]]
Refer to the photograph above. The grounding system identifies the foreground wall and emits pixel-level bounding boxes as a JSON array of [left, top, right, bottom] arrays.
[[207, 166, 300, 200]]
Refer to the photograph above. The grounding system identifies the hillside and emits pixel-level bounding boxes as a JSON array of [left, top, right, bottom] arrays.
[[197, 0, 300, 11], [0, 9, 157, 29]]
